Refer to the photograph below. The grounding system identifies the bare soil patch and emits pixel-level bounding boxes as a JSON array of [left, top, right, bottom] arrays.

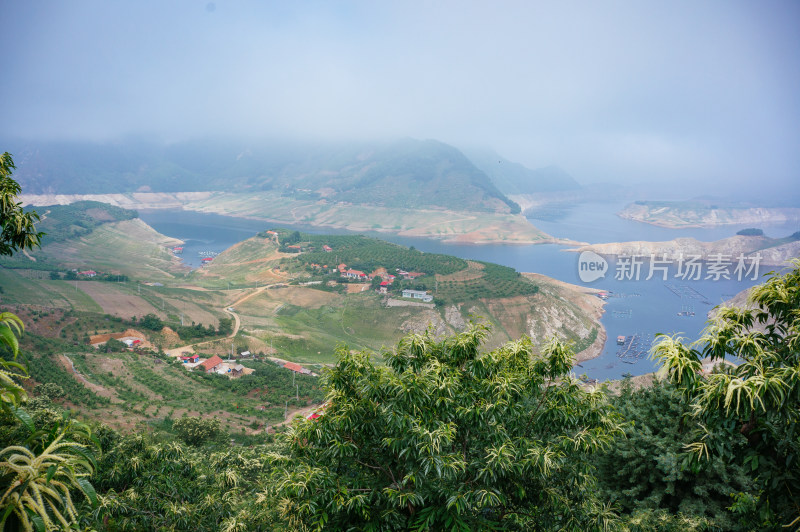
[[163, 297, 219, 327], [75, 282, 162, 319], [255, 286, 340, 308], [345, 283, 370, 294]]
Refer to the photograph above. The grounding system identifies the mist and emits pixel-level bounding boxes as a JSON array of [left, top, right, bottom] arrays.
[[1, 0, 798, 197]]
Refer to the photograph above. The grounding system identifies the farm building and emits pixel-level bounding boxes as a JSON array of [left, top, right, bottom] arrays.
[[199, 355, 224, 373], [402, 289, 433, 302], [283, 361, 312, 375]]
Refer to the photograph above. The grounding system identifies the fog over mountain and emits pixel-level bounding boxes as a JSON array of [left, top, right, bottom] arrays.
[[1, 1, 798, 199]]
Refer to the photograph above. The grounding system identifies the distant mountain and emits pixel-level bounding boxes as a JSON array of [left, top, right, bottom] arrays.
[[463, 148, 582, 195], [4, 138, 519, 214]]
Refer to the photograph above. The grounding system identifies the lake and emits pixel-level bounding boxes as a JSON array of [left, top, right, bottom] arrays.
[[139, 204, 794, 380]]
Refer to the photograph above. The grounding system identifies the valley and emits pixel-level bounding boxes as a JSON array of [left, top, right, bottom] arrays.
[[1, 202, 604, 438]]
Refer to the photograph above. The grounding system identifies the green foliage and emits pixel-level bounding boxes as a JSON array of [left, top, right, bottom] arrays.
[[32, 383, 65, 401], [0, 312, 27, 414], [0, 420, 98, 532], [289, 232, 467, 275], [653, 260, 800, 528], [186, 360, 325, 412], [139, 313, 164, 331], [14, 138, 519, 213], [89, 432, 286, 530], [595, 379, 751, 528], [218, 317, 233, 336], [173, 322, 218, 341], [0, 152, 43, 257], [270, 324, 622, 530], [173, 417, 221, 446], [736, 227, 764, 236], [435, 261, 539, 305], [27, 200, 136, 246], [104, 337, 129, 352]]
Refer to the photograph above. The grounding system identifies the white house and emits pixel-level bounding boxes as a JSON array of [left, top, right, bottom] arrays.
[[402, 289, 433, 302]]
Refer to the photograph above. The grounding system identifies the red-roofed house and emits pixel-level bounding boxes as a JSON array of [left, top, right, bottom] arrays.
[[379, 280, 390, 294], [200, 355, 224, 373], [343, 269, 367, 280], [284, 362, 312, 375], [323, 245, 332, 252], [78, 270, 97, 277], [181, 354, 200, 364]]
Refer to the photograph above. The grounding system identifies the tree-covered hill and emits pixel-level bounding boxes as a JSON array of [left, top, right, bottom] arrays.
[[7, 137, 520, 213], [25, 201, 138, 244]]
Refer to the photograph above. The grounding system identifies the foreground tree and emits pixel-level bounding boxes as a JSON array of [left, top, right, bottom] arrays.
[[269, 324, 622, 530], [653, 260, 800, 529], [0, 152, 42, 257], [0, 152, 97, 531], [595, 378, 752, 530]]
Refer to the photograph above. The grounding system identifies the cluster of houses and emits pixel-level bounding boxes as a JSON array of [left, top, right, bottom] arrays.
[[303, 260, 434, 301], [178, 353, 254, 379], [90, 330, 148, 349]]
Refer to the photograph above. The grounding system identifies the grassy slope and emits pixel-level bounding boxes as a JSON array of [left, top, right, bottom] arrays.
[[190, 232, 603, 363], [0, 269, 102, 311]]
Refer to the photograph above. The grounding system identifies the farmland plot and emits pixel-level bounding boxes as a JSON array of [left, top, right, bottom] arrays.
[[76, 281, 163, 319]]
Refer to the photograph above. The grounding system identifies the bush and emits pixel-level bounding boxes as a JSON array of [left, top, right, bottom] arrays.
[[172, 417, 221, 446]]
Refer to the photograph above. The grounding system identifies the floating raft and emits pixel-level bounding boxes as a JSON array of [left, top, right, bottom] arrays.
[[616, 332, 652, 363]]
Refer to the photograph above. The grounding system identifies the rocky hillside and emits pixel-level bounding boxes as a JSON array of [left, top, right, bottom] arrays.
[[618, 200, 800, 228], [576, 234, 800, 267]]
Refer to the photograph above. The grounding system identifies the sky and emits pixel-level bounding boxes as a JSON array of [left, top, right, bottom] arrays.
[[1, 1, 799, 194]]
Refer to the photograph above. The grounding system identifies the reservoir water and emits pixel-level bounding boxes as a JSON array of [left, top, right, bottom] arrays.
[[139, 205, 796, 380]]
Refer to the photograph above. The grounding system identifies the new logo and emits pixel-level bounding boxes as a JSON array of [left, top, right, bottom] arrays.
[[578, 251, 608, 283]]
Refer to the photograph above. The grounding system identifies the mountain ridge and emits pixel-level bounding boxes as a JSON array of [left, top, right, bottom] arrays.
[[6, 138, 521, 214]]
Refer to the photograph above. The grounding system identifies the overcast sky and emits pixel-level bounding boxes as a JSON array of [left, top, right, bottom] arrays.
[[1, 1, 798, 192]]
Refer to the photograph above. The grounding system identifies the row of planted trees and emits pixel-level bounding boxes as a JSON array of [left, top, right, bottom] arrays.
[[2, 151, 799, 530], [2, 258, 798, 530]]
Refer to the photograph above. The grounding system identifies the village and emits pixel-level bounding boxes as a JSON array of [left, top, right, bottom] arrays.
[[75, 237, 439, 414]]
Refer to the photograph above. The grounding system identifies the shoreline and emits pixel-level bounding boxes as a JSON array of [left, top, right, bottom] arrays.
[[522, 272, 607, 364], [21, 192, 583, 246]]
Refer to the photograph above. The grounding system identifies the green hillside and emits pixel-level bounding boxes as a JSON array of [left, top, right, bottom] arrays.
[[9, 138, 520, 213]]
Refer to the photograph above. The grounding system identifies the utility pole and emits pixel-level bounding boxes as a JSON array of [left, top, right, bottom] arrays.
[[296, 384, 299, 401], [284, 401, 288, 419]]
